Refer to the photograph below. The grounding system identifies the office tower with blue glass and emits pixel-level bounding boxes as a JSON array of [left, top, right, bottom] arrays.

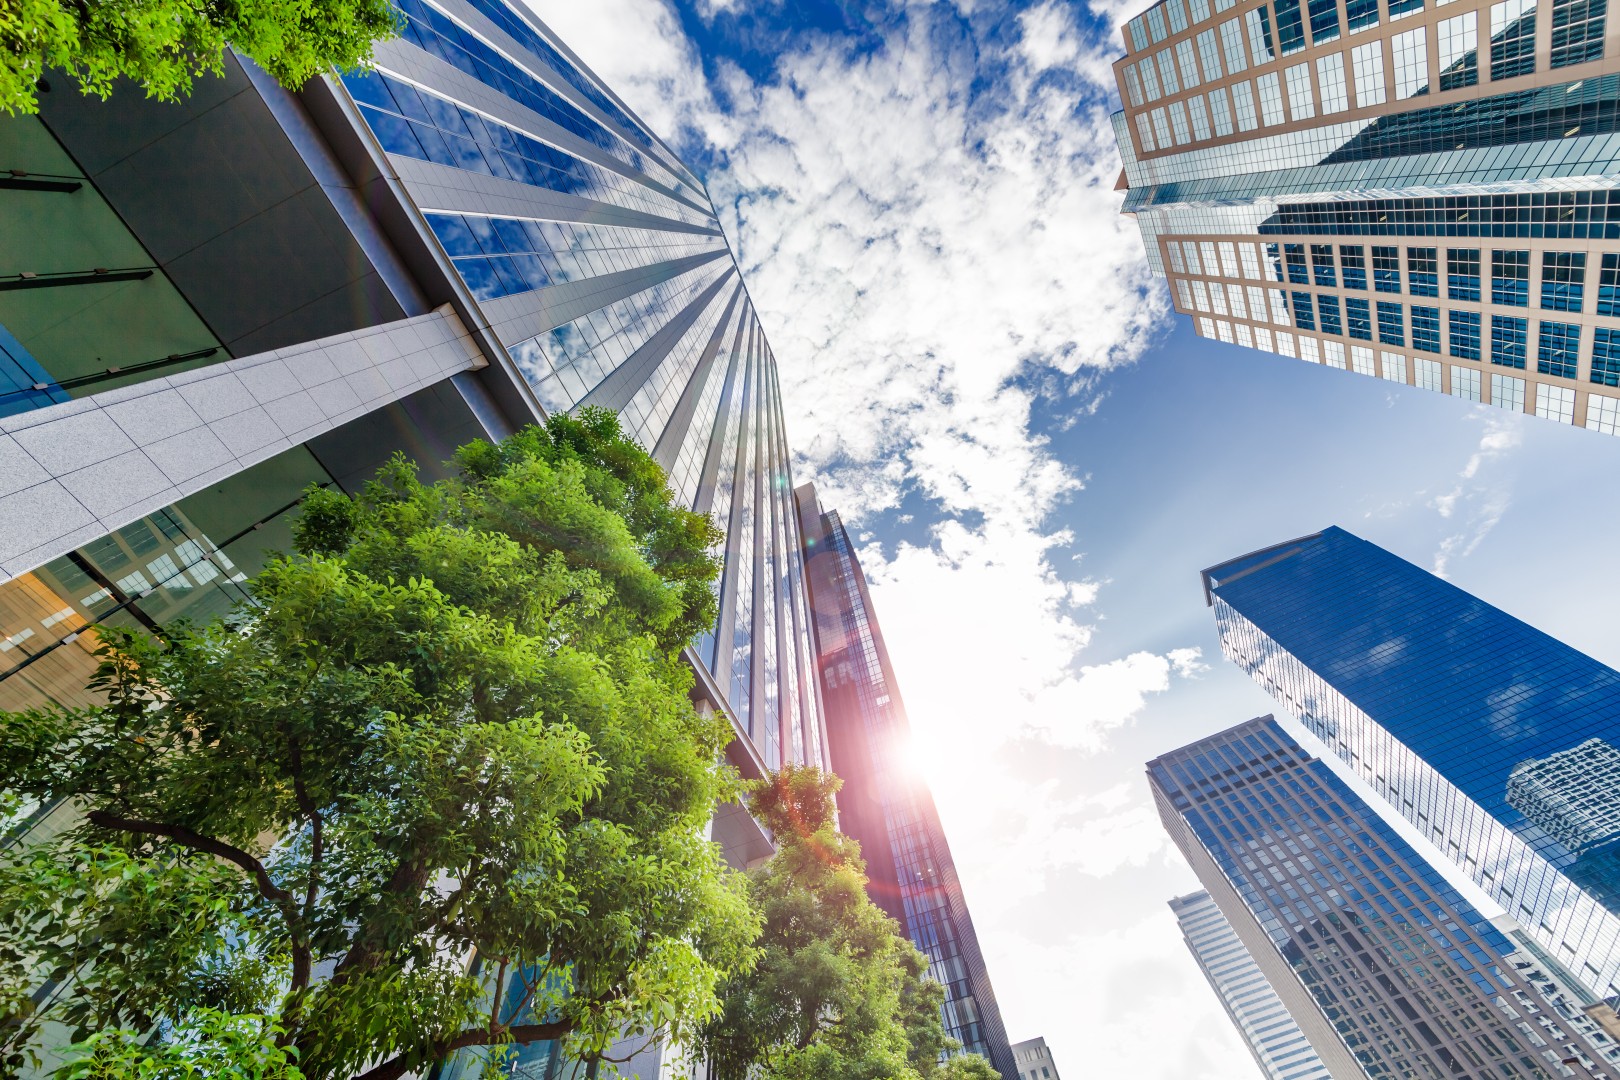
[[1112, 0, 1620, 434], [1169, 889, 1334, 1080], [1150, 715, 1620, 1079], [1204, 526, 1620, 1010], [0, 2, 823, 1072], [795, 483, 1016, 1080]]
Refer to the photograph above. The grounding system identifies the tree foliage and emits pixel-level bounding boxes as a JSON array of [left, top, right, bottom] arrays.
[[698, 765, 993, 1080], [0, 409, 754, 1079], [1, 0, 398, 115]]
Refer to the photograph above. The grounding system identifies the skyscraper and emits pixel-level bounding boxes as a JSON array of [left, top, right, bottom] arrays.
[[1204, 525, 1620, 1000], [1110, 0, 1620, 434], [795, 483, 1016, 1080], [1150, 715, 1620, 1079], [1169, 889, 1333, 1080], [1, 1, 823, 1069], [1010, 1037, 1064, 1080]]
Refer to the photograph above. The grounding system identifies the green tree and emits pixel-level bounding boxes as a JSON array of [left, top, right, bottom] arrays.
[[935, 1054, 1002, 1080], [1, 0, 398, 115], [698, 765, 970, 1080], [0, 409, 757, 1079]]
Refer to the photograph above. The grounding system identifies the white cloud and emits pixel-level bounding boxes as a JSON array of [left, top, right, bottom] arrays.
[[1432, 410, 1523, 576]]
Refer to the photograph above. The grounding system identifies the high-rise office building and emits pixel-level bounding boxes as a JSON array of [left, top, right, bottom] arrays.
[[795, 484, 1016, 1080], [1010, 1037, 1063, 1080], [1203, 526, 1620, 1000], [0, 3, 824, 1071], [1150, 715, 1620, 1080], [1169, 889, 1334, 1080], [1110, 0, 1620, 434]]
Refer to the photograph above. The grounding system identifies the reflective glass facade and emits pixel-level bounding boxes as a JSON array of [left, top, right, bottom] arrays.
[[1150, 716, 1620, 1079], [797, 485, 1015, 1080], [1171, 889, 1334, 1080], [1205, 527, 1620, 1001], [1113, 0, 1620, 434]]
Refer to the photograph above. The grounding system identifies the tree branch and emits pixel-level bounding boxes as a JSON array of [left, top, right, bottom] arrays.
[[85, 809, 293, 910], [349, 1020, 575, 1080]]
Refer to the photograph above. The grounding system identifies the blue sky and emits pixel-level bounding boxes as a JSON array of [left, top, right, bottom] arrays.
[[524, 1, 1620, 1075]]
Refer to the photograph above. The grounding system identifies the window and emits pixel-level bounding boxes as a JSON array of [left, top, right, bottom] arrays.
[[1392, 27, 1428, 98], [1351, 344, 1376, 374], [1191, 0, 1211, 22], [1390, 0, 1425, 17], [1169, 101, 1191, 144], [1188, 95, 1212, 140], [1598, 253, 1620, 316], [1285, 244, 1310, 284], [1219, 242, 1240, 277], [1221, 17, 1249, 73], [1412, 305, 1440, 352], [1129, 17, 1150, 50], [1177, 39, 1202, 88], [1593, 327, 1620, 386], [1240, 243, 1262, 279], [1292, 291, 1317, 330], [1351, 40, 1387, 106], [1309, 0, 1342, 41], [1536, 382, 1576, 423], [1197, 28, 1225, 79], [1151, 107, 1172, 147], [1407, 248, 1438, 296], [1347, 296, 1373, 339], [1550, 0, 1606, 67], [1319, 294, 1343, 335], [1148, 5, 1169, 42], [1274, 0, 1309, 52], [1449, 310, 1482, 360], [1134, 113, 1156, 151], [1340, 245, 1368, 290], [1285, 63, 1315, 119], [1168, 0, 1189, 34], [1491, 315, 1528, 368], [1347, 0, 1380, 30], [1373, 246, 1402, 292], [1381, 351, 1407, 381], [1452, 364, 1482, 401], [1492, 371, 1526, 410], [1416, 356, 1444, 391], [1447, 249, 1480, 301], [1317, 53, 1349, 113], [1208, 86, 1235, 134], [1377, 301, 1405, 345], [1491, 0, 1538, 77], [1124, 65, 1144, 106], [1437, 12, 1479, 89], [1232, 81, 1259, 130], [1541, 251, 1586, 312], [1310, 245, 1337, 287], [1247, 6, 1277, 63], [1157, 51, 1182, 96], [1141, 56, 1163, 99], [1257, 72, 1286, 125], [1537, 320, 1581, 378], [1492, 250, 1530, 306]]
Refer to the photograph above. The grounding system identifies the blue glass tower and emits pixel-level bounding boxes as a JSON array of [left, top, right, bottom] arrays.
[[1150, 716, 1620, 1079], [1205, 526, 1620, 999]]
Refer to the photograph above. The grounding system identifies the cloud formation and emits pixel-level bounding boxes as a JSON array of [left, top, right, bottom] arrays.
[[1431, 409, 1525, 577]]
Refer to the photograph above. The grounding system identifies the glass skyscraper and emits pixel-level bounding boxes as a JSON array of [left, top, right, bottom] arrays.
[[1169, 889, 1333, 1080], [796, 483, 1016, 1080], [1111, 0, 1620, 434], [1150, 715, 1620, 1079], [1204, 526, 1620, 1002], [1, 1, 823, 1069]]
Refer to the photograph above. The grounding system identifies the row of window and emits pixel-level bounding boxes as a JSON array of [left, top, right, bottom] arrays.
[[1170, 237, 1620, 314], [1260, 190, 1620, 240], [1125, 0, 1607, 156], [1177, 274, 1620, 383], [1194, 315, 1620, 428]]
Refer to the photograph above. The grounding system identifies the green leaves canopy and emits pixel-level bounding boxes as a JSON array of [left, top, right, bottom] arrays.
[[2, 0, 398, 114], [698, 765, 996, 1080], [0, 409, 754, 1079]]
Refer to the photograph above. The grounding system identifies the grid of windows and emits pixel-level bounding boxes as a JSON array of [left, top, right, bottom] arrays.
[[1411, 306, 1440, 353], [1593, 328, 1620, 386], [1541, 251, 1587, 312], [1450, 309, 1482, 361], [1538, 320, 1582, 378], [1373, 247, 1401, 293], [1407, 247, 1439, 297], [1550, 0, 1607, 66], [1491, 0, 1539, 78], [1447, 248, 1481, 302], [1494, 251, 1531, 306], [1491, 315, 1529, 368], [1601, 254, 1620, 317], [1377, 300, 1405, 346]]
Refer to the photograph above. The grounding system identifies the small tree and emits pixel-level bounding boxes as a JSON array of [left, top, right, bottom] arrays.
[[0, 409, 758, 1079], [699, 765, 991, 1080], [2, 0, 398, 115]]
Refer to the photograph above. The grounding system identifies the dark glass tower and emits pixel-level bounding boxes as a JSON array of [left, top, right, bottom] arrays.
[[795, 483, 1016, 1080], [1150, 715, 1620, 1080], [1204, 526, 1620, 999]]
